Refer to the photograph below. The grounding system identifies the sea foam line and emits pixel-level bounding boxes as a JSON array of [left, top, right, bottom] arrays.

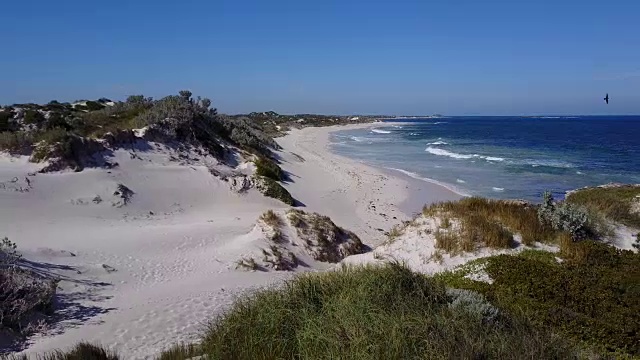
[[425, 147, 505, 162], [387, 168, 470, 197]]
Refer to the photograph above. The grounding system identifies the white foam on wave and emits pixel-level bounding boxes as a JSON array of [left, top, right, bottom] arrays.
[[576, 171, 584, 175], [433, 121, 448, 124], [387, 168, 470, 197], [523, 159, 575, 168], [425, 147, 505, 162], [409, 132, 419, 136], [456, 179, 466, 183], [350, 136, 364, 142], [492, 187, 505, 192], [371, 128, 392, 134], [427, 141, 449, 145]]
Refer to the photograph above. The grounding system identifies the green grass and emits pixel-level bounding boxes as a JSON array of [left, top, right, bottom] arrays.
[[566, 185, 640, 228], [159, 262, 579, 359], [437, 243, 640, 357]]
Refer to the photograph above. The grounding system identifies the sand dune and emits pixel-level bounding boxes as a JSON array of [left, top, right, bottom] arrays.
[[1, 123, 459, 358]]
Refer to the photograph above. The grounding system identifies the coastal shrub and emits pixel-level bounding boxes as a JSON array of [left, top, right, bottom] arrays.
[[439, 244, 640, 356], [0, 131, 33, 154], [84, 101, 105, 111], [44, 112, 72, 131], [566, 185, 640, 228], [159, 263, 578, 359], [254, 156, 283, 181], [1, 238, 59, 335], [0, 109, 13, 131], [223, 117, 280, 156], [446, 288, 500, 324], [23, 109, 45, 125], [256, 176, 295, 205], [538, 191, 591, 241]]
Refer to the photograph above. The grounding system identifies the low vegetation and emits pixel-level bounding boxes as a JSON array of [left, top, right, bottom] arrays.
[[423, 197, 561, 250], [566, 184, 640, 228], [255, 176, 295, 205], [538, 191, 596, 240], [254, 156, 284, 181], [259, 209, 282, 228], [287, 209, 366, 262], [0, 92, 286, 173], [436, 242, 640, 357], [3, 343, 119, 360], [1, 238, 58, 336], [159, 263, 579, 359]]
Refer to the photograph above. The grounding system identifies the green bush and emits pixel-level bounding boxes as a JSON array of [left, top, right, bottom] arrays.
[[440, 243, 640, 356], [0, 109, 13, 131], [159, 263, 578, 359], [84, 101, 105, 111], [254, 156, 283, 181], [256, 176, 295, 205], [538, 191, 591, 241], [23, 109, 45, 125]]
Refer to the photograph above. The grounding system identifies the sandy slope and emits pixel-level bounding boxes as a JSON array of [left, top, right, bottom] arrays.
[[1, 124, 460, 359]]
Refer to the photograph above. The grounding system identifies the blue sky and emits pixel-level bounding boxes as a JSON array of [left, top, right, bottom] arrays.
[[2, 0, 639, 115]]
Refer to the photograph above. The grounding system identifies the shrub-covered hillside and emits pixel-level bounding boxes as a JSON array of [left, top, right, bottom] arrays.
[[0, 91, 280, 165]]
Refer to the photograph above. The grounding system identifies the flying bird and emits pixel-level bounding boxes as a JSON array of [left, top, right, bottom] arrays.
[[604, 93, 609, 104]]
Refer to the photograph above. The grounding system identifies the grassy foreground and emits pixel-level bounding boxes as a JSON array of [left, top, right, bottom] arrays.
[[4, 263, 580, 360], [159, 263, 577, 359]]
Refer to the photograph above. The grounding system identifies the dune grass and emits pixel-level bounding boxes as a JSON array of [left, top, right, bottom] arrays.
[[1, 343, 119, 360], [566, 185, 640, 228], [159, 263, 578, 359], [259, 209, 282, 228], [424, 197, 561, 249]]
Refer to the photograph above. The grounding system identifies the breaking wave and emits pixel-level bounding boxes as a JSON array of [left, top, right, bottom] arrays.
[[425, 147, 505, 162], [371, 128, 392, 134]]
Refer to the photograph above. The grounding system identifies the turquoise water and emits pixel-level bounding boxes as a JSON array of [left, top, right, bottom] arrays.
[[330, 116, 640, 202]]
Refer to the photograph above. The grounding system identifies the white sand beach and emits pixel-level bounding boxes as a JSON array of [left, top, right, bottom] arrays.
[[1, 123, 461, 359]]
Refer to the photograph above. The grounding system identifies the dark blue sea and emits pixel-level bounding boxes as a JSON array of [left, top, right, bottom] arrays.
[[330, 116, 640, 202]]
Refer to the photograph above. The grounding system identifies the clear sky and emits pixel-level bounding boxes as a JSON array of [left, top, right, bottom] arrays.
[[2, 0, 639, 115]]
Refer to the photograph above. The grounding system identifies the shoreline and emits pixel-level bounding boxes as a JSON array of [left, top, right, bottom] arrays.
[[276, 123, 463, 231]]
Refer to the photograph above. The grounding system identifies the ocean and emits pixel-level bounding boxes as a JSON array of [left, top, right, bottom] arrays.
[[330, 116, 640, 202]]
